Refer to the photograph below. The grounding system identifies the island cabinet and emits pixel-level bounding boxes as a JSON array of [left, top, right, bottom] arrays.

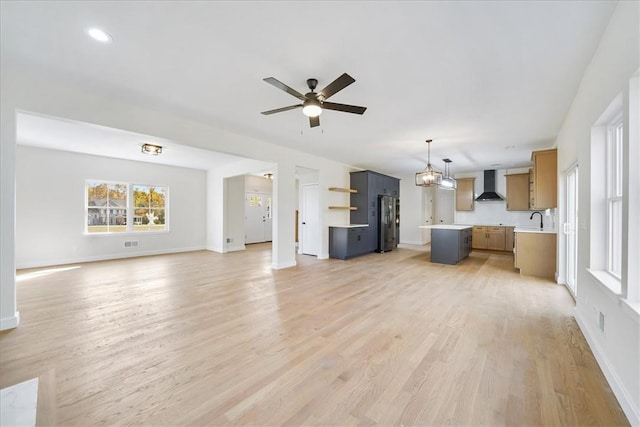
[[472, 226, 506, 251], [329, 226, 370, 260], [455, 178, 475, 211], [349, 170, 400, 252], [430, 226, 472, 265], [530, 149, 557, 209], [505, 173, 531, 211]]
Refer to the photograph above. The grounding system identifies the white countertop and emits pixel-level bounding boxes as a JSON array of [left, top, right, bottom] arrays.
[[330, 224, 369, 228], [419, 224, 473, 230], [514, 226, 557, 234]]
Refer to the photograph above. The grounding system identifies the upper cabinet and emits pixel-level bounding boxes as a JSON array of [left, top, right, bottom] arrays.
[[530, 149, 557, 209], [455, 178, 475, 211], [505, 173, 531, 211]]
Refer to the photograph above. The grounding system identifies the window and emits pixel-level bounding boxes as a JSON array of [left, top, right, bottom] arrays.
[[87, 181, 128, 233], [133, 185, 167, 232], [86, 181, 168, 233], [607, 118, 623, 278]]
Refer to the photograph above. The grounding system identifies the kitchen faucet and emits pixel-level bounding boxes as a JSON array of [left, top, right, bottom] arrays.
[[530, 211, 543, 230]]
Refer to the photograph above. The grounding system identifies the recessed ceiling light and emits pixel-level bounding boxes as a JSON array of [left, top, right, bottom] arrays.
[[88, 28, 112, 43], [490, 163, 501, 167], [505, 145, 516, 149]]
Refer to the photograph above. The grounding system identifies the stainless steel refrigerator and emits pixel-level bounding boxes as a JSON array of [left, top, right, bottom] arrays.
[[378, 195, 398, 252]]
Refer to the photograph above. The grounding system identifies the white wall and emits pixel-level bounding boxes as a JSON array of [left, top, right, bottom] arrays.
[[554, 1, 639, 424], [15, 146, 207, 268], [399, 174, 426, 245], [454, 168, 555, 228], [225, 175, 246, 252], [0, 65, 355, 328]]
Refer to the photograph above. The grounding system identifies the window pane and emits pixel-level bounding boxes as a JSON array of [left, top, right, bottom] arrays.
[[87, 182, 108, 207], [133, 185, 150, 207], [86, 181, 127, 233], [150, 187, 166, 208]]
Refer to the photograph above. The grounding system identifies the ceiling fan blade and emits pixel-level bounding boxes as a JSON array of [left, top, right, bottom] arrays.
[[310, 116, 320, 127], [261, 104, 302, 115], [319, 73, 356, 100], [263, 77, 306, 100], [322, 102, 367, 115]]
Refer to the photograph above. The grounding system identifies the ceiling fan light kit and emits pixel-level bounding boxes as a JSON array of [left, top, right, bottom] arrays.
[[261, 73, 366, 127]]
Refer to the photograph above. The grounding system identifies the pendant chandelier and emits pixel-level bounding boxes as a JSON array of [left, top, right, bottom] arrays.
[[415, 139, 443, 187], [438, 158, 457, 190]]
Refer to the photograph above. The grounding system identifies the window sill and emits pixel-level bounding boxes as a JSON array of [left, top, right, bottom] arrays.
[[587, 268, 622, 295], [83, 230, 170, 237]]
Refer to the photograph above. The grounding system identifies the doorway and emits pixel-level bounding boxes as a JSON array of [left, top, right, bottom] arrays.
[[565, 165, 578, 296], [421, 187, 434, 244], [301, 184, 319, 256], [245, 192, 272, 244], [437, 188, 455, 225]]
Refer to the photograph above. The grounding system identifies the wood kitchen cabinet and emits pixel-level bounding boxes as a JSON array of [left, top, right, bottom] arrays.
[[530, 149, 557, 209], [455, 178, 475, 211], [505, 173, 531, 211], [515, 231, 556, 279], [472, 225, 506, 251]]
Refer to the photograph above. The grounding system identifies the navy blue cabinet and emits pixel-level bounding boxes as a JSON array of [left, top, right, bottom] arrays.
[[329, 226, 370, 260], [349, 171, 400, 252], [431, 227, 472, 265]]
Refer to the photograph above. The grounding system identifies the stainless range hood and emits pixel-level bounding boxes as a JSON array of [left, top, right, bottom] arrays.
[[476, 170, 504, 201]]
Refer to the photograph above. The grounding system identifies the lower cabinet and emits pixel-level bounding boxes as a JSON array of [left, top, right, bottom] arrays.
[[472, 226, 507, 251], [431, 227, 472, 265], [329, 226, 370, 260], [515, 232, 556, 279]]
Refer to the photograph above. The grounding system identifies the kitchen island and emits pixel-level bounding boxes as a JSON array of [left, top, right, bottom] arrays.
[[419, 225, 473, 265]]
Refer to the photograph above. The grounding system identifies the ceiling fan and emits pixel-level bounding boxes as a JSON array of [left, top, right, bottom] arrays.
[[261, 73, 367, 128]]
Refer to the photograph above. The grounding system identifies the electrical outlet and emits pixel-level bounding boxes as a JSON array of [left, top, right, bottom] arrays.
[[124, 241, 131, 247], [226, 238, 231, 243], [131, 241, 138, 247]]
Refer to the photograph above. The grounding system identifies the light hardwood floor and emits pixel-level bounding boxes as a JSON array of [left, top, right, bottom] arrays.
[[1, 244, 628, 426]]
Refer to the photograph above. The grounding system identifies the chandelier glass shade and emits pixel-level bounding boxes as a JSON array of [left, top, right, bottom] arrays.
[[437, 158, 457, 190]]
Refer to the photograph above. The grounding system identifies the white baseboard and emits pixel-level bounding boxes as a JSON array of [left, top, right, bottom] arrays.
[[16, 246, 206, 269], [0, 312, 20, 331], [272, 260, 297, 270], [575, 309, 640, 425], [225, 244, 246, 252]]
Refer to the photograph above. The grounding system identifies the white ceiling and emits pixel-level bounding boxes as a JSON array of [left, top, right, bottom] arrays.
[[1, 1, 617, 176]]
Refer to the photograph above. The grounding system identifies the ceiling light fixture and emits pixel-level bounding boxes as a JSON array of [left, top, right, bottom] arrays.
[[264, 173, 274, 180], [438, 159, 457, 190], [302, 98, 322, 117], [415, 139, 443, 187], [87, 28, 112, 43], [141, 143, 162, 155]]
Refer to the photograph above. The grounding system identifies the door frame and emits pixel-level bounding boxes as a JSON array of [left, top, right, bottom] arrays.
[[301, 183, 319, 256]]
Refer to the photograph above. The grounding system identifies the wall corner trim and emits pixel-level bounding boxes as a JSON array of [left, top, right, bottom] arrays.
[[575, 309, 640, 426], [0, 312, 20, 331]]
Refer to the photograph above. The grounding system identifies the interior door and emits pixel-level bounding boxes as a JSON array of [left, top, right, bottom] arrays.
[[437, 189, 455, 224], [301, 184, 319, 256], [245, 192, 269, 244], [422, 187, 434, 244], [565, 166, 578, 296]]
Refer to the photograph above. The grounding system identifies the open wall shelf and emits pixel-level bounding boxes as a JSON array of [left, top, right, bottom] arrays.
[[329, 187, 358, 193]]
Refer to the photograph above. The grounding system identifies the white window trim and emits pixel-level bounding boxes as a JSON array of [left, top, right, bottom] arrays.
[[605, 116, 623, 279]]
